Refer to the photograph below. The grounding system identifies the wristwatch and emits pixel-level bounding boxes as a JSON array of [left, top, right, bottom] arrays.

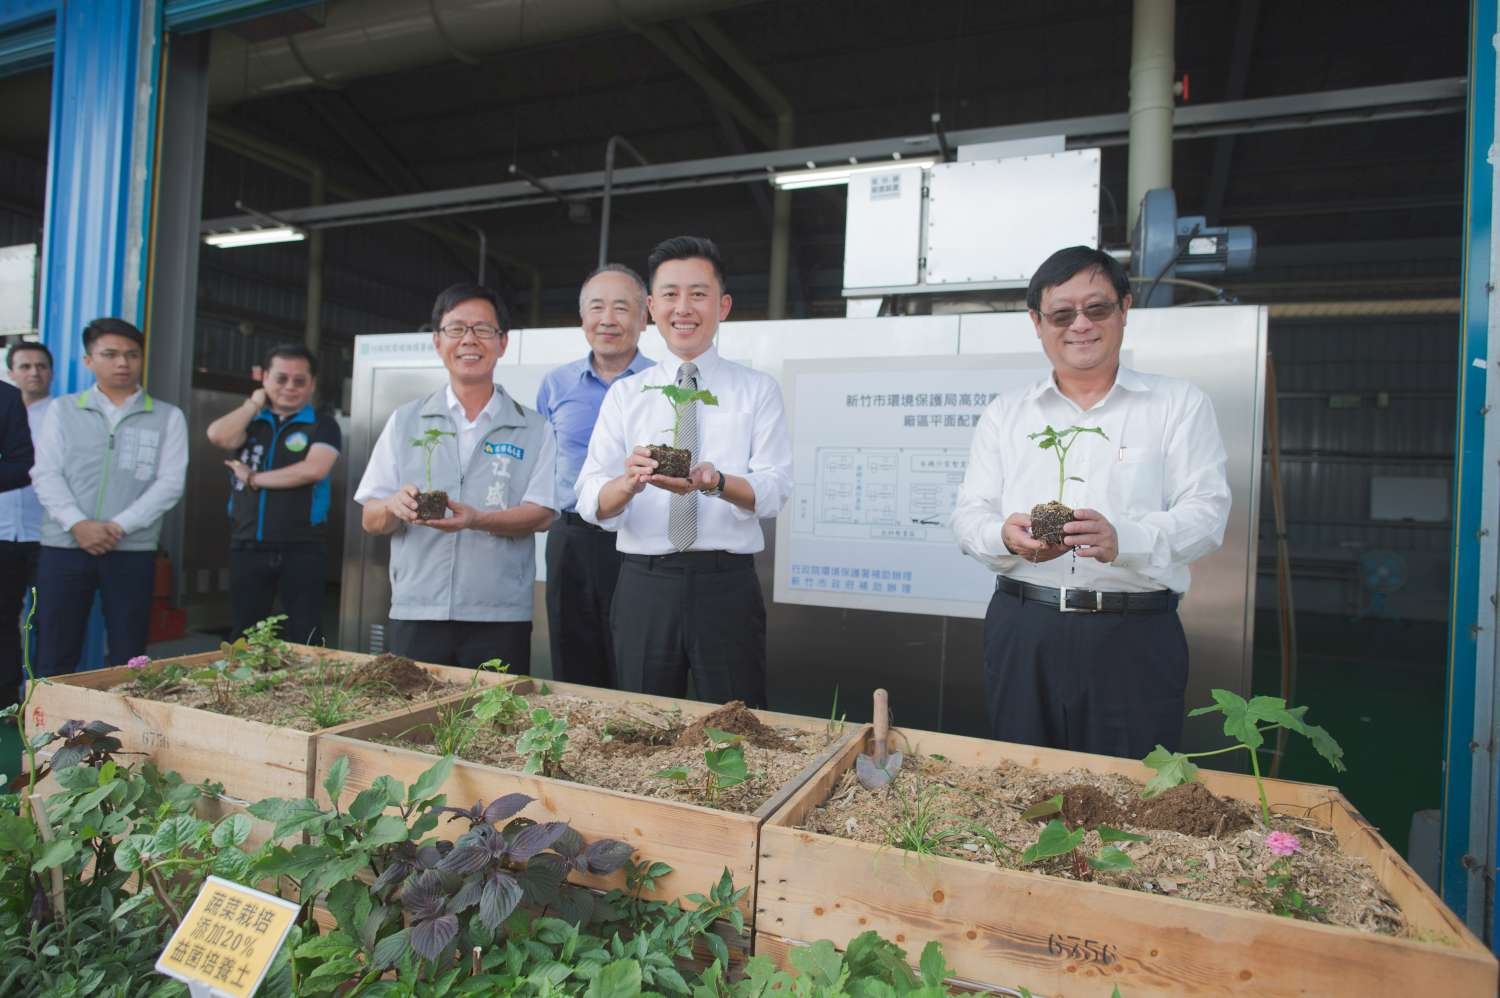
[[702, 470, 725, 498]]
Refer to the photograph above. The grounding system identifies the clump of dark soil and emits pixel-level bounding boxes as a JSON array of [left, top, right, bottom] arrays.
[[1032, 783, 1127, 828], [415, 490, 449, 520], [1131, 780, 1253, 837], [351, 653, 440, 696], [648, 445, 691, 479], [677, 700, 794, 750], [1029, 500, 1074, 545]]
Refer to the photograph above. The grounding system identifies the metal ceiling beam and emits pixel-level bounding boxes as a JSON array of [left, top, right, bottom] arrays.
[[202, 76, 1466, 233], [1203, 0, 1261, 224]]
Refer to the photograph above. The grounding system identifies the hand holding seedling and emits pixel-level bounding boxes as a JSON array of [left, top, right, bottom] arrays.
[[382, 483, 423, 523], [1061, 508, 1118, 562], [420, 496, 477, 532], [1001, 512, 1068, 562]]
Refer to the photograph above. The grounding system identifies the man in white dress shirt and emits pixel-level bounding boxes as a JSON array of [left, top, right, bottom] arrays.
[[354, 284, 556, 671], [576, 236, 792, 706], [31, 319, 188, 677], [952, 246, 1231, 757]]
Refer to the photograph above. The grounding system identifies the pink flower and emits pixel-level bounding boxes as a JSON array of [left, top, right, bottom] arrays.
[[1265, 831, 1300, 857], [126, 655, 151, 669]]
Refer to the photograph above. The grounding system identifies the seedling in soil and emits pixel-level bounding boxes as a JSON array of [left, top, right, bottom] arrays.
[[826, 685, 847, 738], [1140, 689, 1345, 824], [235, 613, 294, 671], [517, 706, 569, 777], [470, 659, 529, 729], [656, 727, 749, 806], [641, 382, 719, 479], [877, 784, 969, 858], [412, 660, 519, 756], [128, 657, 191, 696], [1019, 795, 1146, 878], [191, 650, 255, 710], [1026, 424, 1108, 545], [1238, 831, 1325, 921], [299, 658, 377, 728], [410, 426, 456, 520]]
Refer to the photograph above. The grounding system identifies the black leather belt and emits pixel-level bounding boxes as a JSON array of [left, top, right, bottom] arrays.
[[560, 510, 606, 531], [996, 574, 1178, 614], [621, 551, 752, 571]]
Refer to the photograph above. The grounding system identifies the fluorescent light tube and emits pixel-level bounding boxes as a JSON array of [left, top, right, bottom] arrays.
[[203, 227, 306, 248], [770, 158, 937, 190]]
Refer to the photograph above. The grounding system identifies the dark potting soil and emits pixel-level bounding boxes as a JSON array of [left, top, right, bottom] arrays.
[[676, 700, 795, 750], [349, 653, 444, 697], [1029, 500, 1074, 545], [1132, 780, 1254, 837], [415, 490, 449, 520], [649, 445, 691, 479]]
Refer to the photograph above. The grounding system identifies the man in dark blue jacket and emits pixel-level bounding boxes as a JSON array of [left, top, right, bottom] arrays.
[[206, 344, 340, 645]]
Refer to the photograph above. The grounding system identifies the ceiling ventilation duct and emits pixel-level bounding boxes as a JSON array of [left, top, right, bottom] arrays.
[[208, 0, 763, 106]]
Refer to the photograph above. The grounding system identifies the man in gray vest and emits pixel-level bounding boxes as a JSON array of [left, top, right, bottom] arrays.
[[30, 318, 188, 676], [354, 284, 557, 671]]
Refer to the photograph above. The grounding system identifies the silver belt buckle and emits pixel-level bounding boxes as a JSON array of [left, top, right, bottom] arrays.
[[1058, 586, 1102, 613]]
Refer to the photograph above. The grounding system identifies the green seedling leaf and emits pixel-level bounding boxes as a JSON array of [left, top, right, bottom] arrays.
[[703, 726, 743, 748], [1140, 745, 1199, 798], [211, 813, 253, 848], [1021, 819, 1086, 864], [322, 755, 349, 802], [655, 767, 690, 781], [585, 959, 642, 998], [1088, 845, 1137, 871], [705, 745, 748, 788], [1020, 795, 1064, 821], [1098, 826, 1150, 844], [31, 838, 77, 872]]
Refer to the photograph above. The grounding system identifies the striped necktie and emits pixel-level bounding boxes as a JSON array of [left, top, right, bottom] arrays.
[[667, 362, 700, 552]]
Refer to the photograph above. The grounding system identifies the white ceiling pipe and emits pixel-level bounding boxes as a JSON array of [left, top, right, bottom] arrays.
[[1127, 0, 1175, 231], [207, 0, 762, 106]]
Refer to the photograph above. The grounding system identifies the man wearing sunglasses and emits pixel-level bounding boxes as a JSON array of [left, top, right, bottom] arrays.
[[355, 284, 556, 671], [206, 343, 341, 645], [953, 245, 1230, 759]]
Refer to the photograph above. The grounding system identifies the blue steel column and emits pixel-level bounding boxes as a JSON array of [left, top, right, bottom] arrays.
[[1445, 0, 1500, 940], [37, 0, 162, 392]]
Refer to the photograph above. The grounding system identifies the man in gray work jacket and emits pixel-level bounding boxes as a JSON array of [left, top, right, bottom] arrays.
[[30, 318, 188, 676], [354, 284, 557, 671]]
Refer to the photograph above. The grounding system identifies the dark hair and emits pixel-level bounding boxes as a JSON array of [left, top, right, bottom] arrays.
[[264, 342, 318, 377], [430, 284, 511, 334], [82, 317, 145, 352], [1025, 246, 1131, 311], [7, 341, 52, 370], [647, 236, 726, 291], [579, 263, 648, 318]]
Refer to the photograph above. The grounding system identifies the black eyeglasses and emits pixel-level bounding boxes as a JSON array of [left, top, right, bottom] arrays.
[[438, 322, 503, 340], [1038, 300, 1121, 330]]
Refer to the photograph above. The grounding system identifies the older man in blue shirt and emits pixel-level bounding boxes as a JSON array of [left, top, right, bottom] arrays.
[[536, 264, 654, 686]]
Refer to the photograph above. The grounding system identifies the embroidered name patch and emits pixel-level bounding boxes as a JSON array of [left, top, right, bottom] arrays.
[[483, 441, 525, 459]]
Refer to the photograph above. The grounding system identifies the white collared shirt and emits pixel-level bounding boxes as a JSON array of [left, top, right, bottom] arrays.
[[951, 366, 1231, 594], [575, 346, 793, 554], [0, 396, 51, 541], [354, 382, 556, 509]]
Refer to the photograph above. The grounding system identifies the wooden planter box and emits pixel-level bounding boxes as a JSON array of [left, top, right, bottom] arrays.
[[757, 727, 1497, 998], [314, 679, 864, 928], [26, 645, 504, 840]]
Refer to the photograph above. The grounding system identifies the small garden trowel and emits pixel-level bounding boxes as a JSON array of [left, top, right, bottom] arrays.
[[855, 688, 903, 789]]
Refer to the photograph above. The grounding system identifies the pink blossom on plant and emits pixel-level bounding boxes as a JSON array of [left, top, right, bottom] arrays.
[[1265, 831, 1300, 857], [126, 655, 151, 669]]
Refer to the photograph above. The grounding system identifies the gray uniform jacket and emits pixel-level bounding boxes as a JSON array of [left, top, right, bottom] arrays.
[[40, 390, 182, 552], [386, 387, 554, 622]]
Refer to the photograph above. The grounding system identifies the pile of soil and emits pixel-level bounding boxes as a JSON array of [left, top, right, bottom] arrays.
[[350, 653, 442, 696], [397, 692, 835, 814], [414, 490, 449, 520], [676, 701, 794, 750], [115, 652, 462, 731], [1028, 781, 1252, 838], [648, 445, 691, 479], [803, 754, 1404, 936], [1029, 500, 1073, 545]]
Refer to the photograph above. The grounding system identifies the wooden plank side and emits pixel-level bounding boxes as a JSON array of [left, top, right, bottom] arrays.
[[316, 732, 763, 918], [757, 825, 1495, 997]]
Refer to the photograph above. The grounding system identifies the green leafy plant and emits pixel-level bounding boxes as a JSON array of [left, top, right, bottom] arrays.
[[1140, 690, 1346, 824], [1018, 796, 1146, 878], [643, 383, 719, 449], [1237, 831, 1324, 922], [410, 660, 522, 758], [409, 427, 456, 492], [191, 653, 254, 710], [470, 660, 529, 730], [125, 657, 191, 696], [517, 707, 569, 777], [656, 727, 749, 806], [826, 686, 847, 738], [300, 657, 376, 729], [1028, 424, 1109, 502], [237, 613, 294, 671]]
